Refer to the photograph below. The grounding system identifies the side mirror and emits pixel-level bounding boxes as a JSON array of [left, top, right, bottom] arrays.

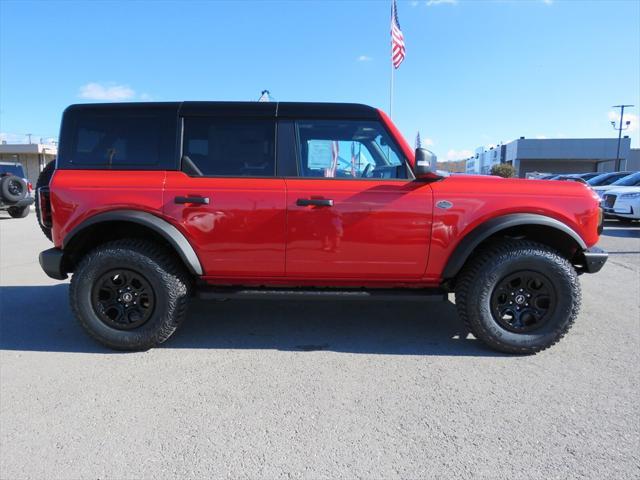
[[413, 148, 437, 179]]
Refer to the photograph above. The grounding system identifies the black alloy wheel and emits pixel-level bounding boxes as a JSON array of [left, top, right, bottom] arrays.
[[91, 269, 156, 330], [490, 270, 557, 333]]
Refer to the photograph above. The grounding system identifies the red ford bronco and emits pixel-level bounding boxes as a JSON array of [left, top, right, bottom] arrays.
[[37, 102, 607, 353]]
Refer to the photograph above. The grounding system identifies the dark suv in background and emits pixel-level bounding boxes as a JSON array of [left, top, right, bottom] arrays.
[[0, 161, 33, 218]]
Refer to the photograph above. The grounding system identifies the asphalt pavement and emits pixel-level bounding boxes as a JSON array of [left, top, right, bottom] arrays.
[[1, 213, 638, 479]]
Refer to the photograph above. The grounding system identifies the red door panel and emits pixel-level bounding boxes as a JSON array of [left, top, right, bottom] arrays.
[[285, 179, 433, 279], [163, 172, 287, 277]]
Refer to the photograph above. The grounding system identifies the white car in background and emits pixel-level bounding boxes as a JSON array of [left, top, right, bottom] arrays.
[[592, 171, 640, 198], [601, 186, 640, 223]]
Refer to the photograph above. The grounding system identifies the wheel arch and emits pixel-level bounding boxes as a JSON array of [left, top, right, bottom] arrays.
[[62, 210, 203, 276], [442, 213, 587, 281]]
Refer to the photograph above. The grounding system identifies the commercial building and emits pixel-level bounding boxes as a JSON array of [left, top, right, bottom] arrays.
[[465, 136, 637, 178], [0, 142, 58, 184], [466, 145, 506, 174]]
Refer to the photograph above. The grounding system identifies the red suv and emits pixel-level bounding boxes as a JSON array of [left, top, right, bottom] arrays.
[[37, 102, 607, 353]]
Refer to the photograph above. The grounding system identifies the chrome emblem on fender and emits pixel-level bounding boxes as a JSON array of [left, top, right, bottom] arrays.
[[436, 200, 453, 209]]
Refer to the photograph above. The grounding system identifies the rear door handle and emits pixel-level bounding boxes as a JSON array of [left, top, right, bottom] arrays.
[[175, 196, 210, 205], [296, 198, 334, 207]]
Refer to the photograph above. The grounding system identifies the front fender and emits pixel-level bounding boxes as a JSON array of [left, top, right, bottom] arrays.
[[441, 213, 587, 280]]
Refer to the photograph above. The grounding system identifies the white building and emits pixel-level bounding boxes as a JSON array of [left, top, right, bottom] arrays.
[[466, 145, 506, 174]]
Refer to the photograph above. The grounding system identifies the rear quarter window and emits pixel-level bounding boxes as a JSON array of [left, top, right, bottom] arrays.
[[57, 106, 178, 170], [0, 164, 25, 177]]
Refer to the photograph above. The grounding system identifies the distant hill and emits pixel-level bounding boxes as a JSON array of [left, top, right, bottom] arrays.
[[436, 159, 466, 173]]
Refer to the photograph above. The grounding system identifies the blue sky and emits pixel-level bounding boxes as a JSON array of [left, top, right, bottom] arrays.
[[1, 0, 638, 161]]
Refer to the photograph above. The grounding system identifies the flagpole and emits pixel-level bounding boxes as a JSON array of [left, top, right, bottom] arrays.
[[390, 62, 394, 119], [389, 0, 394, 119]]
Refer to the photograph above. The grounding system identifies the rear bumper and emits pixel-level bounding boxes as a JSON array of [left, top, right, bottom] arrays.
[[39, 248, 68, 280], [578, 246, 608, 274], [0, 196, 34, 209]]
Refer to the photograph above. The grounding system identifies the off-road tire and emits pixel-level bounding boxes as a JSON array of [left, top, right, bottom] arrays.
[[7, 205, 30, 218], [0, 175, 27, 204], [70, 239, 191, 351], [455, 240, 581, 354], [35, 161, 55, 241]]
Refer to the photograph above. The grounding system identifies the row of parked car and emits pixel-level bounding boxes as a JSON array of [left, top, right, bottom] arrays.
[[540, 171, 640, 223]]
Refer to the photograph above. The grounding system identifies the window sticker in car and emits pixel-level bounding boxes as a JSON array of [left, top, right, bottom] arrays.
[[307, 140, 334, 170]]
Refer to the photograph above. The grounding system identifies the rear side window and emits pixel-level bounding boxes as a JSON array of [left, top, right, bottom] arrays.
[[58, 107, 178, 169], [182, 117, 275, 177], [0, 164, 25, 177]]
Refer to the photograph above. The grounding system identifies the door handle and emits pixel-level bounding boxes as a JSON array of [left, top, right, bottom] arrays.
[[296, 198, 333, 207], [175, 196, 210, 205]]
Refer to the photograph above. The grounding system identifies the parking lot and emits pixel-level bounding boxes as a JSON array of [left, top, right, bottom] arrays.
[[1, 214, 638, 479]]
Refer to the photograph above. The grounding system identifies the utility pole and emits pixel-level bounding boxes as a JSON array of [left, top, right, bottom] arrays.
[[26, 133, 32, 144], [611, 104, 634, 171]]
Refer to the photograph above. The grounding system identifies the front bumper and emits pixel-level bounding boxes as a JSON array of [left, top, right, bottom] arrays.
[[39, 248, 68, 280], [602, 204, 638, 219], [577, 246, 608, 274]]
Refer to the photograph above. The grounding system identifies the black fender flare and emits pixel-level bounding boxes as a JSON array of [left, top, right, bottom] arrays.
[[441, 213, 587, 280], [63, 210, 203, 275]]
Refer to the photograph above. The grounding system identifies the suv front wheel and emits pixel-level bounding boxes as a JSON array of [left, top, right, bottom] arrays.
[[70, 239, 191, 350], [455, 240, 581, 354]]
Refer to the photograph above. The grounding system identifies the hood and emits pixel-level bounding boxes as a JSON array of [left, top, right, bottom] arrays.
[[601, 186, 640, 195], [592, 184, 624, 196], [441, 174, 597, 199]]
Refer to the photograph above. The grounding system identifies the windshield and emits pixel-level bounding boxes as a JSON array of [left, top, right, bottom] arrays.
[[0, 164, 25, 177], [588, 172, 629, 186], [611, 172, 640, 187]]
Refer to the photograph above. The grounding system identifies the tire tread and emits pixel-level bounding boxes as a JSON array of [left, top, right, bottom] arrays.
[[69, 238, 191, 350], [455, 240, 581, 354]]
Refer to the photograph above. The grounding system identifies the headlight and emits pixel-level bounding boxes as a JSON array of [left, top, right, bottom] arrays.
[[620, 192, 640, 199]]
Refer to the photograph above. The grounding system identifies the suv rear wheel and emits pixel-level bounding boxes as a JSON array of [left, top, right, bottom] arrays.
[[455, 240, 580, 354], [70, 239, 191, 350], [7, 205, 30, 218]]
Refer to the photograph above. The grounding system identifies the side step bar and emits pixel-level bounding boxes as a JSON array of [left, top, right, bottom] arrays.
[[196, 287, 446, 302]]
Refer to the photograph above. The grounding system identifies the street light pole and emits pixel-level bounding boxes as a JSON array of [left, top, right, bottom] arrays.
[[611, 104, 634, 171]]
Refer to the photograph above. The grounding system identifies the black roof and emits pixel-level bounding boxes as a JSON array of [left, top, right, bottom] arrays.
[[64, 101, 379, 120]]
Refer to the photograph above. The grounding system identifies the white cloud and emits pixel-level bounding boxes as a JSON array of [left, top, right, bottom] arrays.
[[446, 149, 473, 161], [356, 55, 372, 62], [410, 1, 420, 6], [139, 93, 153, 101], [542, 0, 553, 5], [535, 135, 548, 139], [423, 138, 435, 147], [427, 0, 458, 6], [78, 82, 136, 101], [608, 110, 638, 133]]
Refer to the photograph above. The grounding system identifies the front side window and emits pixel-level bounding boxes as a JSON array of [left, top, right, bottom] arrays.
[[295, 120, 408, 179], [182, 117, 275, 176]]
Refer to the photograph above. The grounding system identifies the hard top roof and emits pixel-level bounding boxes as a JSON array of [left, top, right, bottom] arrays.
[[64, 101, 380, 120]]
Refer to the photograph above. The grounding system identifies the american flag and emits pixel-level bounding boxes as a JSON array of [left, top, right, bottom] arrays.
[[391, 0, 405, 69]]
